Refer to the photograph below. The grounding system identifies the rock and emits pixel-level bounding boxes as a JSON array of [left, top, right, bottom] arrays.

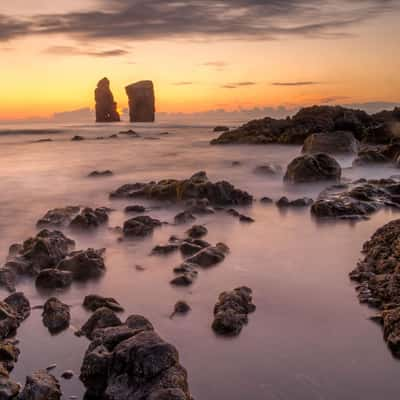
[[71, 135, 84, 141], [36, 207, 80, 228], [61, 370, 74, 380], [124, 205, 146, 213], [42, 298, 70, 334], [213, 126, 230, 132], [88, 170, 113, 178], [0, 302, 20, 340], [302, 131, 359, 154], [125, 314, 154, 331], [151, 244, 179, 256], [110, 171, 253, 206], [212, 287, 256, 336], [4, 293, 30, 322], [18, 370, 61, 400], [185, 245, 227, 268], [0, 339, 20, 372], [83, 295, 124, 313], [69, 208, 109, 230], [78, 307, 121, 340], [353, 143, 400, 166], [170, 301, 191, 318], [239, 215, 254, 223], [284, 153, 341, 183], [184, 198, 215, 215], [260, 196, 273, 204], [276, 196, 313, 208], [0, 269, 16, 293], [35, 269, 73, 289], [174, 211, 195, 225], [0, 375, 20, 399], [253, 163, 282, 176], [179, 239, 210, 257], [125, 80, 155, 123], [79, 322, 191, 400], [186, 225, 208, 239], [170, 274, 195, 287], [95, 78, 120, 123], [123, 216, 162, 237], [57, 248, 106, 280]]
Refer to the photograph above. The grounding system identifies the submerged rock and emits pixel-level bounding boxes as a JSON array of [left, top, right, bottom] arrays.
[[123, 216, 162, 237], [0, 302, 19, 340], [253, 163, 283, 176], [78, 307, 122, 340], [186, 225, 208, 239], [95, 77, 120, 123], [125, 80, 155, 123], [185, 244, 228, 268], [0, 268, 16, 293], [36, 207, 80, 228], [110, 171, 253, 206], [276, 197, 313, 208], [88, 170, 113, 178], [69, 207, 109, 231], [284, 153, 341, 183], [35, 269, 73, 290], [83, 295, 124, 313], [302, 131, 359, 154], [18, 370, 61, 400], [174, 211, 195, 225], [212, 287, 256, 336], [4, 292, 30, 322], [42, 297, 70, 334]]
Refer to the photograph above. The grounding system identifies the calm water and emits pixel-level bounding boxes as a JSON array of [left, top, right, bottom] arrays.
[[1, 120, 400, 400]]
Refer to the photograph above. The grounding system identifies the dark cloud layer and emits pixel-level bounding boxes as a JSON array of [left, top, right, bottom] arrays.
[[0, 0, 397, 43], [45, 46, 128, 57], [272, 81, 319, 86]]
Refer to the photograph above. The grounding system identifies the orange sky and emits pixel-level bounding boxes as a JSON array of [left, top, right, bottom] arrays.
[[0, 0, 399, 120]]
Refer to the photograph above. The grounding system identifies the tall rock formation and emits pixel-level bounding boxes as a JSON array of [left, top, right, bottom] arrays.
[[95, 78, 120, 123], [125, 80, 155, 122]]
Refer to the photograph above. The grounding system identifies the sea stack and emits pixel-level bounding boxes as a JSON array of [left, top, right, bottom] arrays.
[[95, 78, 120, 123], [125, 80, 155, 122]]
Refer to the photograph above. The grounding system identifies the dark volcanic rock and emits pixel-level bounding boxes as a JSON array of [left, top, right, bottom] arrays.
[[0, 268, 16, 293], [18, 370, 61, 400], [212, 287, 256, 336], [4, 292, 30, 322], [88, 170, 113, 178], [213, 126, 230, 132], [123, 216, 162, 238], [78, 307, 122, 340], [284, 153, 341, 183], [276, 197, 313, 208], [83, 295, 124, 313], [36, 206, 80, 228], [57, 248, 106, 280], [35, 269, 73, 289], [302, 131, 359, 154], [125, 80, 155, 123], [253, 163, 283, 176], [95, 78, 120, 123], [69, 207, 109, 230], [42, 297, 70, 334], [186, 225, 208, 239], [71, 135, 85, 141], [124, 205, 146, 213], [0, 302, 19, 340], [110, 171, 253, 206], [79, 317, 191, 400], [185, 244, 228, 268]]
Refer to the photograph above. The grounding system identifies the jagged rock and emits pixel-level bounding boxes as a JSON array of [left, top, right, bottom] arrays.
[[4, 293, 30, 322], [212, 287, 256, 336], [185, 244, 228, 268], [179, 239, 210, 257], [253, 163, 282, 176], [69, 208, 109, 230], [284, 153, 341, 183], [5, 230, 75, 276], [18, 370, 61, 400], [42, 298, 70, 334], [302, 131, 359, 154], [276, 197, 313, 208], [124, 205, 146, 213], [123, 216, 162, 238], [78, 307, 121, 340], [0, 302, 20, 340], [95, 78, 120, 123], [186, 225, 208, 239], [125, 80, 155, 122], [151, 244, 179, 256], [0, 339, 20, 372], [125, 315, 154, 331], [57, 248, 106, 280], [88, 170, 113, 178], [79, 320, 191, 400], [36, 207, 80, 228], [110, 171, 253, 206], [0, 375, 20, 399], [83, 295, 124, 313], [0, 269, 16, 293], [35, 269, 73, 289]]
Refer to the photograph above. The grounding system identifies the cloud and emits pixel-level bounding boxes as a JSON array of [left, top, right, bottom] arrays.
[[320, 96, 350, 103], [272, 81, 319, 86], [221, 85, 238, 89], [2, 0, 396, 43], [44, 46, 128, 57], [173, 81, 194, 86], [221, 81, 256, 89]]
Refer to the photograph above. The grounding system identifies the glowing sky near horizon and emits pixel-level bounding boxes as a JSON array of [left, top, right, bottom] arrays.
[[0, 0, 399, 120]]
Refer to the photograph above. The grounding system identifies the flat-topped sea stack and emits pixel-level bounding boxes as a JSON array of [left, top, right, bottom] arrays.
[[95, 78, 120, 123], [125, 80, 155, 122]]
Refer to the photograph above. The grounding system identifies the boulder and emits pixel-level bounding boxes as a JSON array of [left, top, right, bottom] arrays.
[[0, 339, 20, 372], [185, 245, 228, 268], [88, 170, 113, 178], [69, 207, 109, 230], [18, 370, 61, 400], [95, 78, 120, 123], [78, 307, 122, 340], [123, 216, 162, 237], [186, 225, 208, 239], [284, 153, 341, 183], [302, 131, 359, 154], [42, 298, 70, 334], [0, 269, 16, 293], [4, 292, 30, 322], [125, 80, 155, 123], [35, 269, 73, 289], [212, 287, 256, 336], [36, 207, 80, 228], [0, 302, 19, 340], [83, 295, 124, 313]]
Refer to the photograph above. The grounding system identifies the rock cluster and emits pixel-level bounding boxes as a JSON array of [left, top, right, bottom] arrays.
[[110, 171, 253, 206], [18, 370, 61, 400], [95, 78, 120, 123], [353, 143, 400, 166], [125, 80, 155, 123], [212, 287, 256, 336]]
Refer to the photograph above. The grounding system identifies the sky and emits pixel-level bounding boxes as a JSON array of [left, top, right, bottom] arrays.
[[0, 0, 399, 121]]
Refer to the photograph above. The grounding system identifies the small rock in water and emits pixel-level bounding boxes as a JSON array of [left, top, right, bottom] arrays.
[[174, 211, 196, 225], [213, 126, 230, 132], [253, 163, 282, 176], [124, 205, 146, 213], [186, 225, 208, 239], [135, 265, 146, 271], [239, 215, 254, 223], [151, 244, 179, 256], [46, 364, 57, 371], [83, 294, 124, 313], [18, 369, 61, 400], [61, 370, 74, 380], [170, 301, 191, 318], [87, 170, 113, 178], [42, 298, 70, 334], [260, 196, 273, 204], [71, 135, 84, 141], [123, 216, 162, 237]]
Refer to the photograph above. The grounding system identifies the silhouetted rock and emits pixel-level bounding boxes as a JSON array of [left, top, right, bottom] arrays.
[[213, 126, 230, 132], [88, 170, 113, 178], [95, 78, 120, 123], [83, 295, 124, 313], [18, 370, 61, 400], [125, 80, 155, 122], [284, 153, 341, 183], [302, 131, 359, 154], [42, 297, 70, 334], [78, 307, 122, 340]]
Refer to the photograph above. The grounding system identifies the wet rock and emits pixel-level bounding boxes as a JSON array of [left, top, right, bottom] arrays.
[[88, 170, 113, 178], [69, 208, 109, 230], [260, 196, 273, 204], [353, 149, 390, 165], [186, 225, 208, 239], [125, 314, 154, 332], [239, 215, 254, 223], [170, 301, 191, 318], [284, 153, 341, 183], [42, 298, 70, 334], [0, 339, 20, 372], [170, 274, 196, 287], [36, 207, 80, 228], [302, 131, 359, 154], [61, 370, 74, 380], [0, 375, 20, 399], [35, 269, 73, 290], [123, 216, 162, 237], [57, 248, 106, 280], [4, 293, 30, 322], [18, 370, 61, 400], [71, 135, 85, 141], [0, 302, 19, 340], [179, 239, 210, 257], [78, 307, 122, 340], [0, 269, 16, 293], [276, 197, 313, 208], [151, 244, 179, 256], [185, 198, 215, 215], [110, 171, 253, 206], [185, 245, 228, 268], [83, 295, 124, 313], [124, 205, 146, 213], [125, 80, 155, 123], [213, 126, 230, 132], [174, 211, 195, 225], [253, 163, 282, 176], [95, 77, 120, 123], [212, 287, 256, 336]]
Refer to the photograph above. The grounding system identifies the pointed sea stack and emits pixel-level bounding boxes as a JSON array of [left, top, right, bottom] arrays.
[[95, 78, 120, 123], [125, 80, 155, 122]]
